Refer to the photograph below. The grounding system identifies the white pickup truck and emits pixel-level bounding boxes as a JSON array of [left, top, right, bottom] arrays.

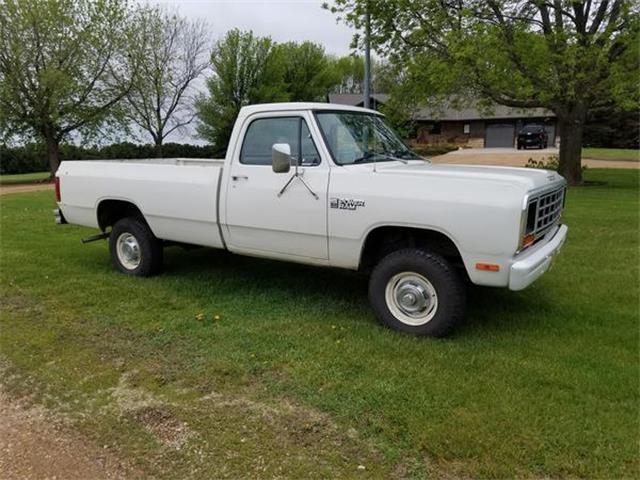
[[55, 102, 568, 336]]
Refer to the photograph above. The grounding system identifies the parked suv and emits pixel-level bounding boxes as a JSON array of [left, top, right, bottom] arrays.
[[517, 125, 548, 149]]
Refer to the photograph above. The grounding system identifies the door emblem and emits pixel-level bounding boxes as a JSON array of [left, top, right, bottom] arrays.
[[330, 198, 366, 210]]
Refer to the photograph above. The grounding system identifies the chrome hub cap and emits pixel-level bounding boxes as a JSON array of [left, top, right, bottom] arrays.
[[385, 272, 438, 326], [116, 232, 141, 270]]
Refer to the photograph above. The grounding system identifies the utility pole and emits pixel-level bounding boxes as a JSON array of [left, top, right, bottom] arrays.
[[363, 7, 371, 109]]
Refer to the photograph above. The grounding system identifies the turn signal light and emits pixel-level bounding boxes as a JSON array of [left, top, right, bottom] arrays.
[[522, 233, 535, 249], [475, 263, 500, 272]]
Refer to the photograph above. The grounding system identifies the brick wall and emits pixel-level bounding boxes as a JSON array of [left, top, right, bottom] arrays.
[[416, 120, 484, 147]]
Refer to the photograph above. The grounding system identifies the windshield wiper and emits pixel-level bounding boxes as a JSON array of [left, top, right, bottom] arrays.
[[352, 152, 376, 164], [377, 151, 409, 164], [352, 150, 415, 165]]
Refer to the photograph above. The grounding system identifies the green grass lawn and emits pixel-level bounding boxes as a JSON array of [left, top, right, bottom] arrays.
[[582, 148, 639, 161], [0, 171, 50, 185], [1, 169, 638, 478]]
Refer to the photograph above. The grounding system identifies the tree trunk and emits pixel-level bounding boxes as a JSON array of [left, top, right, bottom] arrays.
[[556, 106, 587, 185], [45, 132, 61, 177], [154, 137, 163, 158]]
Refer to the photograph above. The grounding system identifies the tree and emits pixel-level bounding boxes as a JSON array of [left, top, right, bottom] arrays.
[[330, 55, 365, 93], [124, 7, 210, 156], [0, 0, 137, 175], [196, 29, 288, 151], [327, 0, 639, 184], [279, 41, 341, 101]]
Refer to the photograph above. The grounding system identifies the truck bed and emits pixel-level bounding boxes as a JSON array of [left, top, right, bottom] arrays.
[[57, 158, 226, 248], [86, 157, 226, 167]]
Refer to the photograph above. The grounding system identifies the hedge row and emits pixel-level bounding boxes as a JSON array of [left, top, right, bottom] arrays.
[[0, 142, 224, 174]]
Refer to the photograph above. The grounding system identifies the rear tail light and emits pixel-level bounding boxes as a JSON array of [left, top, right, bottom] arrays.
[[55, 176, 61, 202]]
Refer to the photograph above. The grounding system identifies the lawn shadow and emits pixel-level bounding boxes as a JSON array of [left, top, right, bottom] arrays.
[[461, 284, 559, 337], [162, 246, 562, 337], [73, 242, 563, 337], [161, 245, 374, 324]]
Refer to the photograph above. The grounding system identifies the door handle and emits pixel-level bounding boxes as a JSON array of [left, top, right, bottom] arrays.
[[231, 175, 249, 181]]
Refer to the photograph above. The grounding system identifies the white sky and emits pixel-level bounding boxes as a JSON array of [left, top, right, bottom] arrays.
[[151, 0, 356, 56]]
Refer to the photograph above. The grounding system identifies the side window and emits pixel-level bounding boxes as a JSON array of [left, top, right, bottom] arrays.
[[240, 117, 299, 165], [240, 116, 320, 166]]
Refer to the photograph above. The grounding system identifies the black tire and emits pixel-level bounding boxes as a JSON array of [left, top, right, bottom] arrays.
[[109, 216, 163, 276], [368, 249, 466, 337]]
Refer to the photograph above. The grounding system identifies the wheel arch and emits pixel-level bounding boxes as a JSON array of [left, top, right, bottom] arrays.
[[359, 225, 467, 275], [96, 198, 147, 232]]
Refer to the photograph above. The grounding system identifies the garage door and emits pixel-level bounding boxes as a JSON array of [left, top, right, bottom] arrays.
[[485, 123, 515, 148]]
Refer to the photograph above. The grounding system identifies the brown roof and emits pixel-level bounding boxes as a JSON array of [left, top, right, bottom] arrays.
[[327, 93, 389, 108], [327, 93, 555, 120]]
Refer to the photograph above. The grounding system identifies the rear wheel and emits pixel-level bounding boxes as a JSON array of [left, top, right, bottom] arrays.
[[368, 249, 466, 337], [109, 217, 163, 276]]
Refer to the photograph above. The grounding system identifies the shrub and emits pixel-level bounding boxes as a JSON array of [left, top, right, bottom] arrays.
[[412, 144, 459, 157], [525, 155, 588, 172], [525, 155, 559, 170], [0, 142, 224, 174]]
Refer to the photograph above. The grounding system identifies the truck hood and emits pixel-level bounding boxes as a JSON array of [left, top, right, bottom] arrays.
[[369, 160, 565, 192]]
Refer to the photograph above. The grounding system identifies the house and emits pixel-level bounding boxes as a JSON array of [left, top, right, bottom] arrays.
[[327, 93, 558, 148]]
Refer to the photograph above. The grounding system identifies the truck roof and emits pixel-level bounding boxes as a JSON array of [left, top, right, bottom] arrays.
[[238, 102, 381, 117]]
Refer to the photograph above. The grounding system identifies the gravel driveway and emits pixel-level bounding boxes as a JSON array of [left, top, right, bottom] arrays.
[[0, 183, 54, 196], [431, 147, 638, 169], [0, 389, 133, 480]]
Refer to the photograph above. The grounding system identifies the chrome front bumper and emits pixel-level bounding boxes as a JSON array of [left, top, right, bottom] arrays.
[[509, 224, 568, 291]]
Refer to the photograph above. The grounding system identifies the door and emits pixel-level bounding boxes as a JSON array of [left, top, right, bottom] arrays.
[[224, 113, 329, 260], [544, 123, 556, 146], [485, 123, 515, 148]]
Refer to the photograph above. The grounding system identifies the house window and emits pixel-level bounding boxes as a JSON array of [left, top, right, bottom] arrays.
[[463, 123, 470, 134]]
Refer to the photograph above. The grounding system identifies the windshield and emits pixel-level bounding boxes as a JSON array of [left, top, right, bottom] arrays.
[[314, 111, 420, 165]]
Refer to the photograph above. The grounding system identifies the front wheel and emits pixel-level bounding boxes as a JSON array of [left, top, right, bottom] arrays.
[[368, 249, 466, 337], [109, 217, 163, 276]]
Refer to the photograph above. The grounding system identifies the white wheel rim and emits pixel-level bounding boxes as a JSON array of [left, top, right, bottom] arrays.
[[116, 232, 141, 270], [384, 272, 438, 326]]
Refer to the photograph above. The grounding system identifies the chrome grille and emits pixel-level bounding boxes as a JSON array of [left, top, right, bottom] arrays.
[[529, 186, 565, 236]]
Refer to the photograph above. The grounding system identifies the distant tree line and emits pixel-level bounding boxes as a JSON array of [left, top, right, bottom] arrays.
[[0, 142, 222, 175]]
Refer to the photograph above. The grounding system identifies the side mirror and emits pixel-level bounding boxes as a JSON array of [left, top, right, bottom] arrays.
[[272, 143, 291, 173]]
